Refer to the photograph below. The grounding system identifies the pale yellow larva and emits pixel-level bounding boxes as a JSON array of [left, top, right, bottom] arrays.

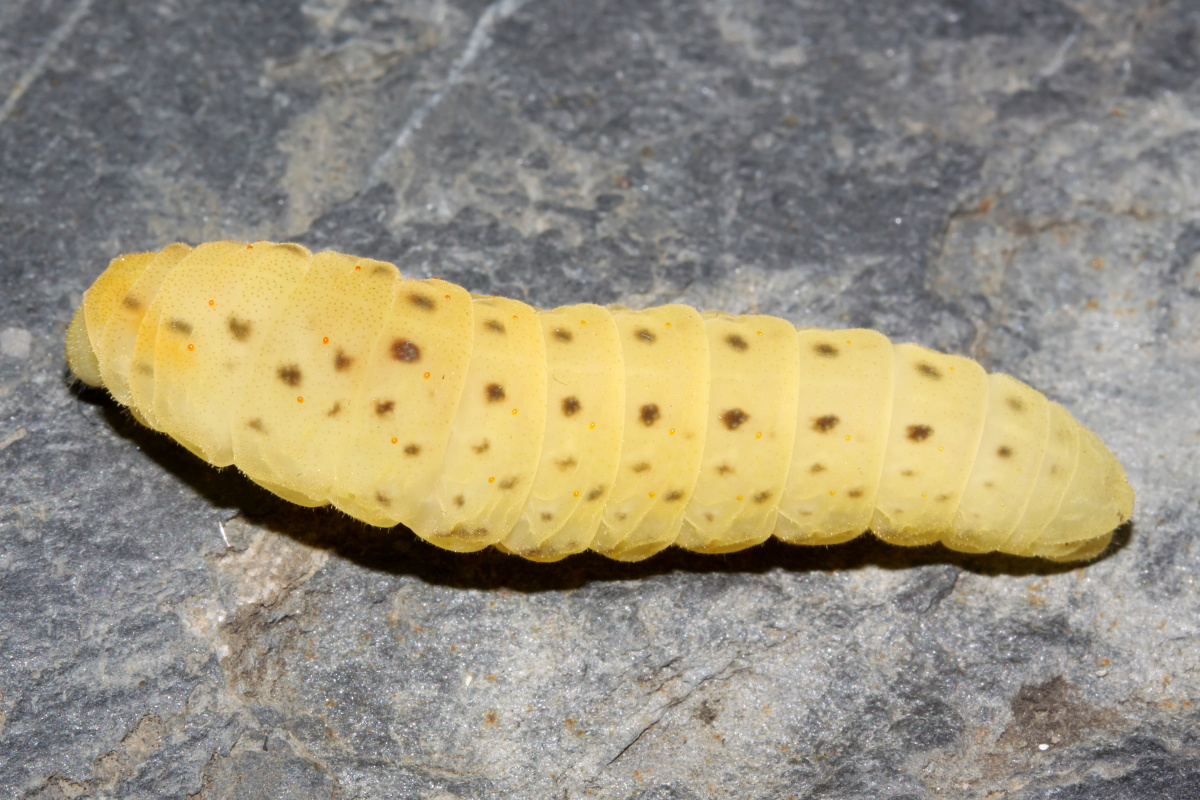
[[66, 241, 1134, 563]]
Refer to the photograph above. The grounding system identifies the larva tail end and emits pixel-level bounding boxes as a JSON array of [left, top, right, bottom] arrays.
[[65, 303, 104, 387]]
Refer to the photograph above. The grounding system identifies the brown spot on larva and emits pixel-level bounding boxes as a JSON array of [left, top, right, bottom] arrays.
[[541, 512, 554, 522], [631, 462, 651, 473], [997, 446, 1014, 458], [916, 362, 942, 379], [498, 477, 518, 490], [725, 333, 748, 351], [907, 424, 933, 442], [813, 415, 840, 432], [404, 443, 421, 456], [937, 494, 951, 502], [278, 364, 302, 386], [665, 490, 684, 502], [335, 350, 353, 371], [486, 383, 506, 402], [810, 463, 826, 473], [409, 293, 436, 310], [228, 317, 251, 341], [636, 328, 656, 343], [717, 463, 734, 475], [371, 265, 391, 277], [704, 512, 714, 522], [984, 481, 995, 489], [901, 469, 916, 477], [169, 318, 193, 335], [753, 490, 772, 503], [640, 404, 660, 426], [587, 486, 605, 501], [247, 418, 265, 432], [121, 294, 141, 310], [848, 488, 864, 498], [375, 400, 395, 416], [451, 524, 489, 539], [391, 338, 420, 362], [615, 512, 627, 521], [814, 342, 838, 357], [720, 408, 749, 430], [327, 402, 342, 417], [554, 328, 573, 342], [375, 492, 392, 507], [454, 494, 466, 507], [1050, 464, 1059, 475], [1007, 396, 1025, 412], [472, 439, 490, 454], [135, 362, 153, 376], [562, 396, 581, 416], [485, 319, 505, 334], [555, 456, 578, 471]]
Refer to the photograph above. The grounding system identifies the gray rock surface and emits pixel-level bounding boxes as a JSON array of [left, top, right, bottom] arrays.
[[2, 0, 1199, 797]]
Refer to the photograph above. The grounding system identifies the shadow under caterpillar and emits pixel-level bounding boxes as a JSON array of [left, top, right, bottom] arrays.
[[66, 241, 1133, 563]]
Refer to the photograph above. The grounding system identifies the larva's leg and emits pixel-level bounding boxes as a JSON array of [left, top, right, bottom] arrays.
[[871, 344, 989, 546], [591, 305, 709, 561], [499, 303, 625, 561], [676, 312, 799, 554], [95, 244, 191, 407], [408, 296, 547, 552], [943, 373, 1051, 553], [330, 277, 473, 528], [1001, 403, 1080, 555], [775, 328, 894, 546]]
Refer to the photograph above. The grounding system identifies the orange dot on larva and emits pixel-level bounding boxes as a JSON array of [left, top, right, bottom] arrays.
[[665, 322, 672, 327], [297, 396, 304, 403], [186, 344, 194, 351], [921, 492, 928, 498], [845, 435, 852, 441], [322, 336, 329, 344], [488, 477, 495, 483], [649, 492, 656, 498], [246, 244, 253, 250], [589, 422, 596, 429], [737, 495, 744, 501], [580, 320, 587, 325], [445, 294, 451, 300], [355, 265, 361, 270], [938, 446, 944, 452], [573, 491, 580, 497], [208, 300, 215, 306], [755, 432, 762, 439], [757, 330, 762, 336], [423, 372, 431, 379], [829, 490, 837, 496], [512, 408, 518, 415], [391, 438, 398, 444], [512, 314, 518, 320], [669, 428, 676, 435]]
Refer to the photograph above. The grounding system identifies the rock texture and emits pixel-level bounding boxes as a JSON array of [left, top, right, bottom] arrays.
[[2, 0, 1198, 797]]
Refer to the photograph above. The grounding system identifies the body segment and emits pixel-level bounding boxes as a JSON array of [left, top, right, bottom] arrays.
[[67, 242, 1135, 562]]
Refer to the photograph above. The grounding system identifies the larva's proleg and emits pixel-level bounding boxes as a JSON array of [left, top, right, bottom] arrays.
[[66, 242, 1135, 563]]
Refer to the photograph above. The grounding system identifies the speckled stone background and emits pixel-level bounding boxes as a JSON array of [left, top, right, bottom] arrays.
[[2, 1, 1199, 797]]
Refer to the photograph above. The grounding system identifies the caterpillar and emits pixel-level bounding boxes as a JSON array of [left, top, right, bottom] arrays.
[[66, 241, 1134, 563]]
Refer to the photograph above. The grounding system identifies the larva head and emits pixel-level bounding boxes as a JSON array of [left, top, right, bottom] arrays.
[[66, 303, 103, 387], [66, 250, 164, 389]]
